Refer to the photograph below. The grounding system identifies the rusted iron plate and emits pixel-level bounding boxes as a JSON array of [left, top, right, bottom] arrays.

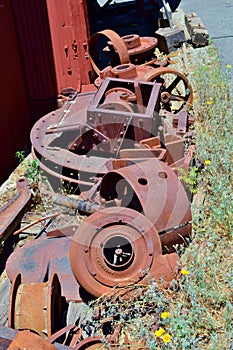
[[0, 326, 71, 350], [0, 178, 32, 244], [7, 330, 57, 350], [70, 207, 179, 298], [6, 235, 81, 302], [119, 148, 167, 161], [138, 134, 185, 165], [99, 158, 191, 242], [8, 273, 63, 338]]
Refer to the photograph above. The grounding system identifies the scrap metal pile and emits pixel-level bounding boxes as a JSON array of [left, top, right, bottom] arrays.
[[1, 26, 196, 349]]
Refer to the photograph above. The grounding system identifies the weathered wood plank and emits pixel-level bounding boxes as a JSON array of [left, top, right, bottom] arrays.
[[0, 278, 11, 326]]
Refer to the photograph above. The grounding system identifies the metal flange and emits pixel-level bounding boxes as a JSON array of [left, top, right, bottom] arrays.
[[70, 207, 179, 298], [107, 34, 158, 63]]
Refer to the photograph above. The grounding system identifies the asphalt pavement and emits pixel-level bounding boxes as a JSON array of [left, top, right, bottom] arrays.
[[180, 0, 233, 75]]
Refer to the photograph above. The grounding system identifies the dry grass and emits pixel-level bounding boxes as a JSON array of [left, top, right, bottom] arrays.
[[88, 45, 233, 349]]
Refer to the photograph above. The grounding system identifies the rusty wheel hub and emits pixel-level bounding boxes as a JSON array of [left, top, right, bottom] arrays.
[[108, 33, 158, 63], [70, 207, 179, 298]]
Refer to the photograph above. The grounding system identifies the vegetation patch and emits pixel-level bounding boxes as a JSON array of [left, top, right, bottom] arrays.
[[87, 45, 233, 349]]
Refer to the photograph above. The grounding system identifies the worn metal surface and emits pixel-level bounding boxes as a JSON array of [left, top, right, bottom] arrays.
[[31, 77, 163, 188], [0, 2, 31, 184], [52, 193, 100, 214], [0, 178, 32, 244], [99, 158, 191, 244], [0, 326, 72, 350], [108, 34, 158, 63], [70, 207, 179, 298], [6, 235, 80, 302], [12, 0, 92, 101], [8, 273, 63, 338], [46, 0, 92, 92], [11, 0, 58, 120], [7, 330, 57, 350]]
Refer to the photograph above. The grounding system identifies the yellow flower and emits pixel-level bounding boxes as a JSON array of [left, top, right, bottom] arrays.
[[226, 64, 232, 69], [161, 311, 170, 319], [206, 101, 213, 105], [162, 333, 171, 343], [205, 159, 211, 165], [181, 269, 190, 275], [155, 327, 165, 337]]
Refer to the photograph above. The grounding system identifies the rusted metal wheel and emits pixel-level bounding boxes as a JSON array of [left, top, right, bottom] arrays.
[[70, 207, 179, 298], [142, 67, 193, 112], [8, 273, 63, 338], [75, 336, 108, 350], [89, 30, 130, 75], [107, 34, 158, 63]]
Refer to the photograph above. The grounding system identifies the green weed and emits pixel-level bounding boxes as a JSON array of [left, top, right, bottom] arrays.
[[86, 45, 233, 349]]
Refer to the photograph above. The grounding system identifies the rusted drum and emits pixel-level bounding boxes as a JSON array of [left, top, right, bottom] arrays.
[[70, 207, 179, 298], [8, 273, 63, 338], [99, 158, 191, 249]]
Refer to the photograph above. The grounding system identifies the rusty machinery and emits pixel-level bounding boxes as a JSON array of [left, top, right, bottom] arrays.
[[3, 28, 196, 348], [30, 30, 193, 170], [30, 55, 193, 188]]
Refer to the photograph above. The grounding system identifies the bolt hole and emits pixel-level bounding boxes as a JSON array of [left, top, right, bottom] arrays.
[[158, 171, 167, 179], [138, 178, 147, 185]]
